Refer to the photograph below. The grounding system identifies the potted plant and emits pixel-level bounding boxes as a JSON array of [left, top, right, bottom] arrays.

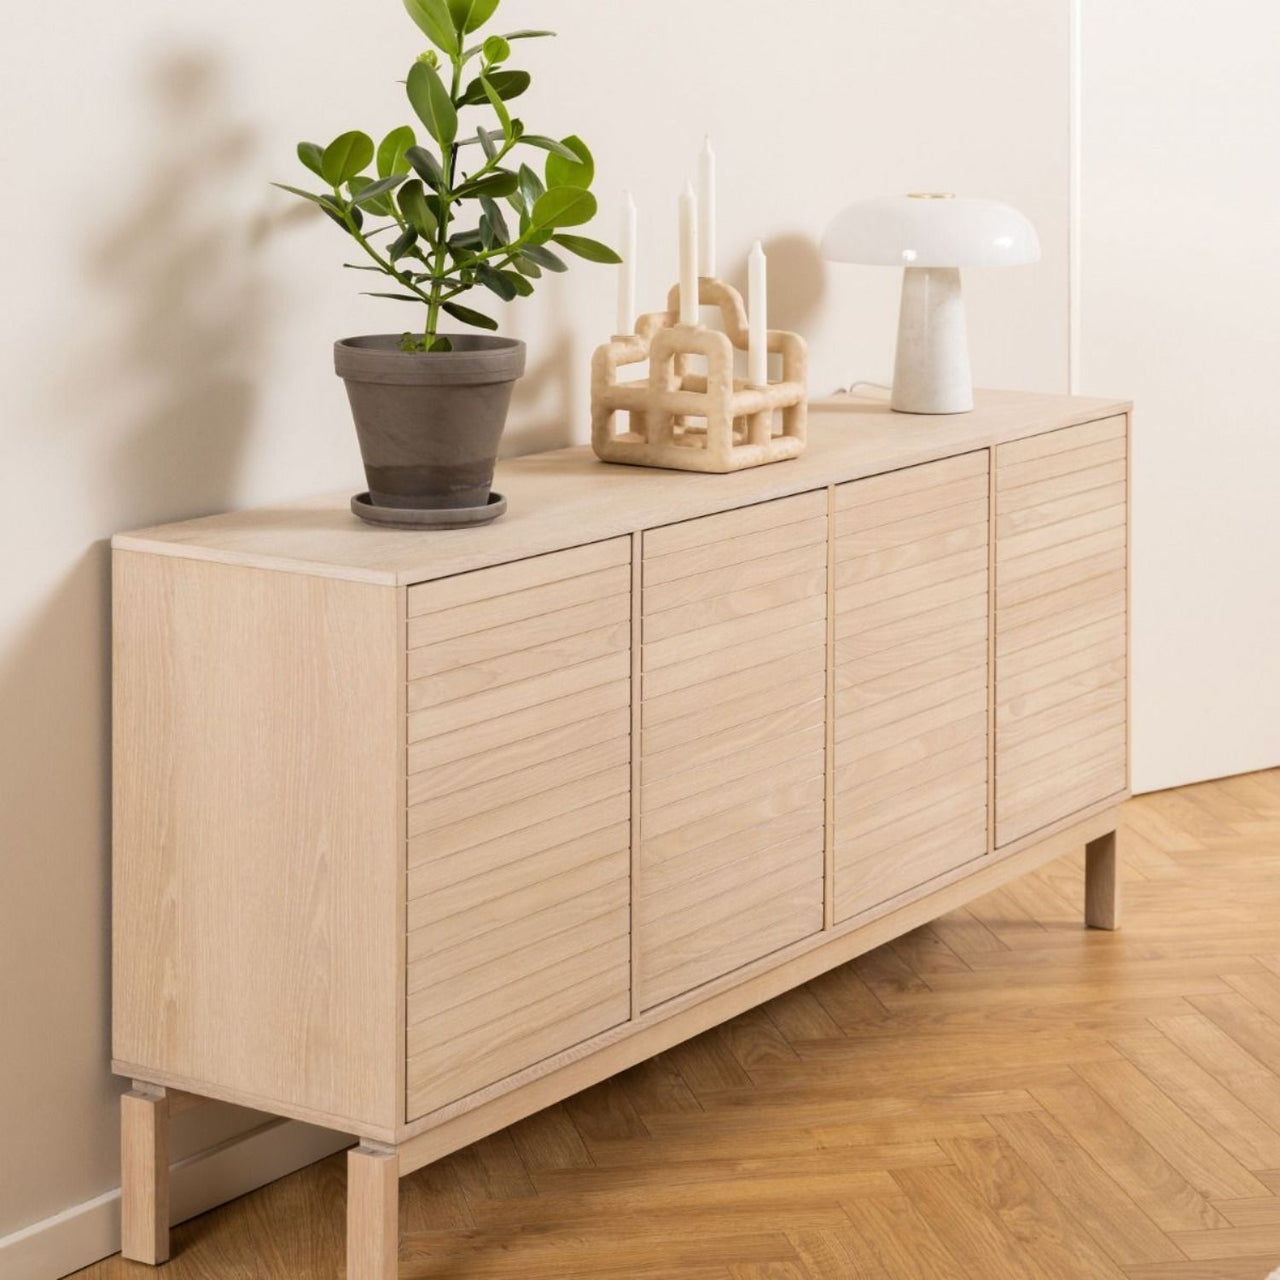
[[278, 0, 619, 525]]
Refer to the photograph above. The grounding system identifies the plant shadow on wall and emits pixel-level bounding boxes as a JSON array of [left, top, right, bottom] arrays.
[[88, 48, 295, 523], [0, 48, 292, 1206]]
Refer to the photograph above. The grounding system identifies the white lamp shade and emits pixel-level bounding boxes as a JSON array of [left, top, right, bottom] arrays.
[[822, 194, 1041, 269]]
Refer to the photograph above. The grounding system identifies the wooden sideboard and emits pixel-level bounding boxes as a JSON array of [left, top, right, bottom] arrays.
[[111, 389, 1132, 1277]]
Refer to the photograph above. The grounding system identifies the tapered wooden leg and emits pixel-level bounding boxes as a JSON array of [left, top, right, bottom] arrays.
[[121, 1088, 170, 1265], [347, 1145, 399, 1280], [1085, 829, 1121, 930]]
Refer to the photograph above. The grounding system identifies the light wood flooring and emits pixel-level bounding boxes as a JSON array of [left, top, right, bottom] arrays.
[[81, 770, 1280, 1278]]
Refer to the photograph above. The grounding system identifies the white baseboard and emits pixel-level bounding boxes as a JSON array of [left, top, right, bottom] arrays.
[[0, 1119, 351, 1280]]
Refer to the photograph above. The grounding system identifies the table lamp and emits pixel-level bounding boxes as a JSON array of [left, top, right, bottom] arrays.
[[822, 193, 1041, 415]]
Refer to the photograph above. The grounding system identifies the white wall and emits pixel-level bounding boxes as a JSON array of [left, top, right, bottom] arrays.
[[1078, 0, 1280, 793], [0, 0, 1069, 1269]]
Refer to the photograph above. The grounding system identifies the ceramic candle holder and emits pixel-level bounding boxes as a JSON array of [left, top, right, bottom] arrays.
[[591, 278, 808, 473]]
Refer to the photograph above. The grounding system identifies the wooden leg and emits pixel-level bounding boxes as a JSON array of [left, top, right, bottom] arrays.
[[121, 1088, 170, 1265], [1085, 829, 1121, 930], [347, 1145, 399, 1280]]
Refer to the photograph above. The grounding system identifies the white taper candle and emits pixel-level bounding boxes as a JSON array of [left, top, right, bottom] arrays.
[[698, 136, 717, 278], [678, 183, 699, 325], [617, 190, 637, 335], [748, 240, 769, 386]]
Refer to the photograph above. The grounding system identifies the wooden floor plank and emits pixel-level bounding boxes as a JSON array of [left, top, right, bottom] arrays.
[[987, 1110, 1183, 1267], [1030, 1078, 1228, 1231], [1112, 1028, 1280, 1171], [839, 1194, 974, 1280], [939, 1135, 1131, 1279]]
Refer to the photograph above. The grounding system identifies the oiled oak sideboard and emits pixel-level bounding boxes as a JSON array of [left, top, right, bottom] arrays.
[[111, 389, 1132, 1277]]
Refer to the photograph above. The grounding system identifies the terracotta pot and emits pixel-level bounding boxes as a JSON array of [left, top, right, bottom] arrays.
[[335, 334, 526, 509]]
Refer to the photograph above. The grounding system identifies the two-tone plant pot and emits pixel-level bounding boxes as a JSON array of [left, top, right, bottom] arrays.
[[335, 334, 527, 519]]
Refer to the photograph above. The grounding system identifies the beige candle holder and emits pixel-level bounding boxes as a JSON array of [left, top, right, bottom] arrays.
[[591, 277, 808, 473]]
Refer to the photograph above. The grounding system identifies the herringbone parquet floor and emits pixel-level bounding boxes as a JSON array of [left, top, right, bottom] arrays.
[[82, 770, 1280, 1279]]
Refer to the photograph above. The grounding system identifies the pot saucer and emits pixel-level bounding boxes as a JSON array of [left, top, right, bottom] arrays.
[[351, 491, 507, 531]]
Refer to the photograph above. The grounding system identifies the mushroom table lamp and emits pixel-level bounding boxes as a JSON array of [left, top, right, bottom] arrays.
[[822, 193, 1041, 415]]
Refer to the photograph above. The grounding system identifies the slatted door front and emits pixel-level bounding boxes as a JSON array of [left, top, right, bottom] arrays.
[[403, 539, 634, 1120], [995, 416, 1129, 845], [833, 454, 991, 923], [638, 492, 828, 1011]]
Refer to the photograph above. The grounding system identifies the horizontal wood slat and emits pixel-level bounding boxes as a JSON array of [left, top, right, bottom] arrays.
[[408, 564, 630, 648], [834, 450, 987, 508], [997, 414, 1126, 467], [407, 621, 630, 705], [644, 490, 827, 559], [996, 458, 1126, 514], [408, 538, 630, 617], [995, 417, 1128, 847], [403, 542, 633, 1123], [642, 515, 829, 587], [833, 456, 991, 924], [409, 595, 631, 680], [638, 492, 827, 1011]]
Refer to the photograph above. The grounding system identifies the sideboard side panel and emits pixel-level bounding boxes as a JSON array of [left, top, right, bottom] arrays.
[[112, 552, 402, 1133]]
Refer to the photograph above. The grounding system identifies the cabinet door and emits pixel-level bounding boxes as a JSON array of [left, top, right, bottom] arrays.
[[995, 416, 1129, 845], [833, 454, 991, 923], [404, 539, 633, 1121], [638, 492, 828, 1010]]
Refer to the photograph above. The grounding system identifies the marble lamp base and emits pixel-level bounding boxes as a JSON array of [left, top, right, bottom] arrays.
[[891, 266, 974, 416]]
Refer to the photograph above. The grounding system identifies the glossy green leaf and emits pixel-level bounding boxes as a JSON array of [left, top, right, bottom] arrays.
[[320, 194, 361, 230], [483, 35, 511, 64], [552, 233, 622, 264], [407, 60, 458, 151], [376, 126, 417, 179], [463, 29, 554, 57], [521, 243, 568, 272], [272, 182, 329, 207], [476, 264, 517, 300], [405, 145, 444, 190], [447, 0, 500, 32], [364, 291, 427, 303], [459, 69, 530, 106], [503, 269, 534, 296], [520, 134, 580, 162], [297, 141, 326, 178], [545, 135, 594, 190], [398, 179, 439, 237], [480, 195, 511, 244], [530, 186, 597, 229], [402, 0, 459, 54], [427, 335, 454, 352], [390, 227, 419, 260], [321, 131, 374, 185], [442, 299, 500, 330], [477, 125, 497, 160], [455, 170, 519, 200], [478, 73, 512, 140], [513, 256, 542, 278], [350, 174, 404, 206], [514, 163, 544, 215]]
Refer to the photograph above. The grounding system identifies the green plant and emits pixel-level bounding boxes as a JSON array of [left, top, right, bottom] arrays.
[[278, 0, 620, 353]]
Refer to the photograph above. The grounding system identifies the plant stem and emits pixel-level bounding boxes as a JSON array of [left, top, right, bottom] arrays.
[[337, 196, 434, 308], [420, 56, 468, 347]]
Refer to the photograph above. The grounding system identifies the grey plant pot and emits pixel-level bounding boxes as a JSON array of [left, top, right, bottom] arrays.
[[335, 334, 527, 510]]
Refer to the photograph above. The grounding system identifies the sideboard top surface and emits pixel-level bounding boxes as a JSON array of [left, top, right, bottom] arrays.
[[113, 389, 1130, 586]]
